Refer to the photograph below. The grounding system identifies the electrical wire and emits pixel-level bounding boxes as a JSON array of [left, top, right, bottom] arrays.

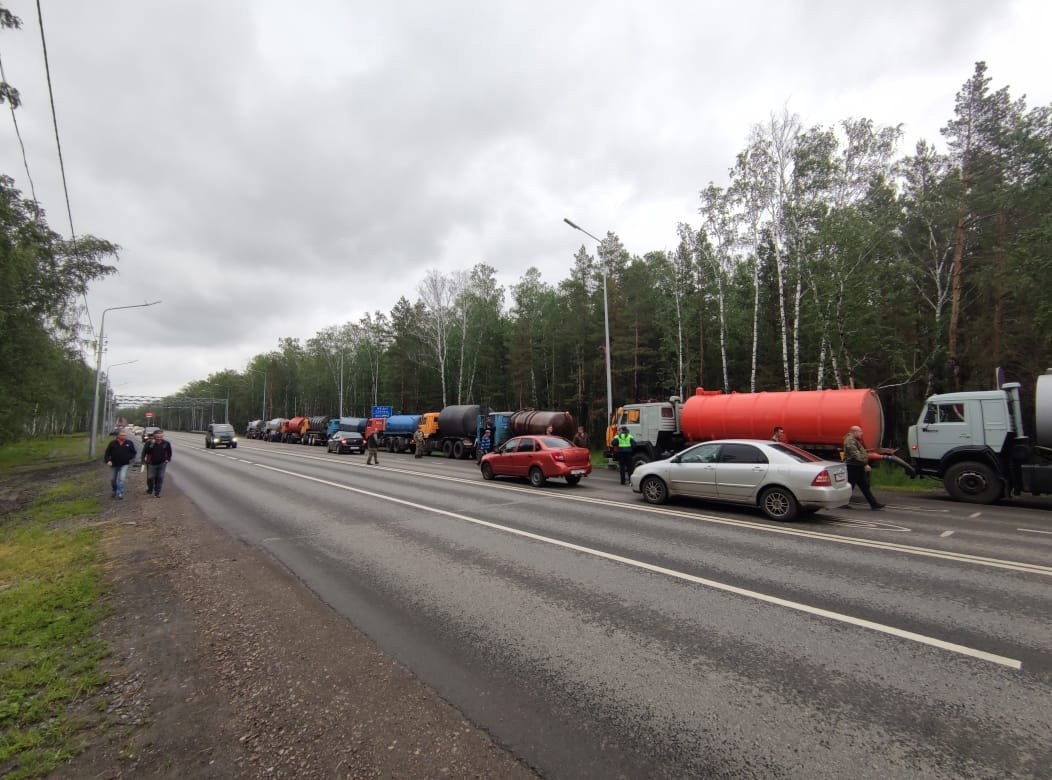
[[34, 0, 94, 337]]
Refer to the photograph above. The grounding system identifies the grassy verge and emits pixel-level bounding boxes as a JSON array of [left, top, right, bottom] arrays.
[[0, 435, 109, 779]]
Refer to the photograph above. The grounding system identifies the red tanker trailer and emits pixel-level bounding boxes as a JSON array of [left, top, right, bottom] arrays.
[[609, 387, 885, 466]]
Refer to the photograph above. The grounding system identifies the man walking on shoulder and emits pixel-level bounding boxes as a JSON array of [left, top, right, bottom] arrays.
[[144, 429, 173, 497], [103, 429, 137, 499], [843, 425, 884, 510]]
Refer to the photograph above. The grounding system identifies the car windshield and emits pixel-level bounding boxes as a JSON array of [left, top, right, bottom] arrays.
[[213, 425, 234, 434], [769, 442, 822, 463]]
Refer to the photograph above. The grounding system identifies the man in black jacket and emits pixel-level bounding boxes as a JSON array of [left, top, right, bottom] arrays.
[[143, 429, 173, 497], [103, 429, 138, 499]]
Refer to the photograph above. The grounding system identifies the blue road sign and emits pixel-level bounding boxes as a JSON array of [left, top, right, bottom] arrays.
[[371, 405, 393, 418]]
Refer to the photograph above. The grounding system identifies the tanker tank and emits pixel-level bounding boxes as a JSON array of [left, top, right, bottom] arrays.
[[338, 417, 368, 433], [438, 404, 489, 437], [383, 414, 421, 436], [679, 387, 884, 450], [508, 410, 576, 439]]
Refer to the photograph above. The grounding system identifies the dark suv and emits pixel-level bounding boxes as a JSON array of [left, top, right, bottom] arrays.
[[206, 423, 238, 449]]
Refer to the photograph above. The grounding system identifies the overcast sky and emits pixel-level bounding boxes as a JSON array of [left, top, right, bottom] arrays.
[[1, 0, 1048, 399]]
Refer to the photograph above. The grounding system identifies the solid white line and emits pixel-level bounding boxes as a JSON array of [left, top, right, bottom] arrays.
[[968, 512, 983, 519], [1018, 528, 1052, 535], [249, 460, 1023, 670], [940, 530, 955, 538], [217, 446, 1052, 577]]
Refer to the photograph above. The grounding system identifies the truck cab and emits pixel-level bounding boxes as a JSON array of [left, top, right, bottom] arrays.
[[908, 385, 1035, 503], [607, 398, 686, 466]]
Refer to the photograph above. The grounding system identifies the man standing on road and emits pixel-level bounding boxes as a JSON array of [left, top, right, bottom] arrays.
[[413, 427, 425, 459], [615, 426, 635, 485], [573, 426, 589, 449], [144, 429, 173, 497], [366, 428, 380, 465], [843, 425, 884, 510], [103, 429, 138, 499]]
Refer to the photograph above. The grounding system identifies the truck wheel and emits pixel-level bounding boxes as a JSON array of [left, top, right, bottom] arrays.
[[443, 440, 454, 458], [631, 453, 651, 471], [528, 467, 546, 487], [481, 462, 495, 480], [945, 461, 1003, 504], [640, 475, 668, 505], [453, 441, 466, 459], [760, 486, 799, 522]]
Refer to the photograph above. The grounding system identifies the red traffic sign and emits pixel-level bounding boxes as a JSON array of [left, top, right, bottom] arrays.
[[145, 412, 154, 418]]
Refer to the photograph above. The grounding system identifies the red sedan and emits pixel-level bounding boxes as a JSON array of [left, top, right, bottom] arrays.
[[480, 435, 592, 487]]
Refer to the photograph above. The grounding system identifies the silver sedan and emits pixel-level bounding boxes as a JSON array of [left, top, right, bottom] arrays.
[[630, 439, 852, 521]]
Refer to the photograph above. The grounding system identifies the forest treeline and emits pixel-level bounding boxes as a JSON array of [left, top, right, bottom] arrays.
[[2, 61, 1049, 445]]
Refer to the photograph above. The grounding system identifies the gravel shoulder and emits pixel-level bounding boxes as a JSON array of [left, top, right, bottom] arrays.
[[55, 471, 537, 778]]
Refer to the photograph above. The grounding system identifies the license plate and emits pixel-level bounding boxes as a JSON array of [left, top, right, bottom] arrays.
[[571, 469, 586, 475], [834, 472, 846, 482]]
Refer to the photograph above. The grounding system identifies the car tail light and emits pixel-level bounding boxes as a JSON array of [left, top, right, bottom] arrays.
[[552, 452, 565, 462], [811, 469, 832, 487]]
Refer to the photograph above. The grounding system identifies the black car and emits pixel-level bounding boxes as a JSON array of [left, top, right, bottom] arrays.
[[327, 431, 365, 454], [205, 422, 238, 449]]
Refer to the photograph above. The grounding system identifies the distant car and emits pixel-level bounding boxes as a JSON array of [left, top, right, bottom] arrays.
[[629, 439, 852, 522], [328, 431, 365, 454], [479, 435, 592, 487], [142, 426, 160, 443], [205, 422, 238, 449]]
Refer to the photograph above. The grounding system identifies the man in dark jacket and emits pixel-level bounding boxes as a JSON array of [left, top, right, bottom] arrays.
[[103, 429, 138, 499], [143, 429, 173, 497], [365, 428, 380, 465], [843, 425, 884, 510]]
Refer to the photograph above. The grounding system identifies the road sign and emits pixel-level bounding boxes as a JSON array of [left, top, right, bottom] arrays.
[[371, 405, 392, 418], [145, 412, 154, 418]]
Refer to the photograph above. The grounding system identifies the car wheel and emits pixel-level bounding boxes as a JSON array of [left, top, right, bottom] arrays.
[[481, 462, 495, 480], [528, 467, 546, 487], [944, 461, 1002, 503], [565, 475, 581, 486], [232, 443, 237, 448], [760, 486, 799, 522], [640, 475, 668, 505]]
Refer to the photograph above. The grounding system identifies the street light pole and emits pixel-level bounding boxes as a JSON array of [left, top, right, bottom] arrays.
[[245, 367, 266, 423], [564, 218, 614, 429], [89, 301, 161, 457], [103, 359, 138, 432]]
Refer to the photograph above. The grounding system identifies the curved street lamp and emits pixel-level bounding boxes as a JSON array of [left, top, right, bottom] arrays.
[[89, 301, 161, 457], [564, 218, 613, 428], [103, 359, 139, 433]]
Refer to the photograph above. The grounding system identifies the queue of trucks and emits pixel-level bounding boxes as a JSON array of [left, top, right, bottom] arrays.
[[237, 369, 1051, 505], [242, 405, 577, 461]]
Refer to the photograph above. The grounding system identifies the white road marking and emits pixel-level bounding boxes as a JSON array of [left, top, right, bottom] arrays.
[[213, 444, 1052, 577], [246, 460, 1023, 670], [1018, 528, 1052, 535], [969, 512, 983, 519], [940, 530, 955, 538]]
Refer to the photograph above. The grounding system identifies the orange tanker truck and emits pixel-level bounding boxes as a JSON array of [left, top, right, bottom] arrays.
[[608, 387, 888, 468]]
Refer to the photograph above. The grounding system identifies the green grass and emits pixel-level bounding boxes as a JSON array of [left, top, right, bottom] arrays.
[[870, 459, 937, 493], [0, 435, 110, 779]]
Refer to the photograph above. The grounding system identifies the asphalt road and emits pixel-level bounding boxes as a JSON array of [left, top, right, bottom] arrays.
[[164, 431, 1052, 778]]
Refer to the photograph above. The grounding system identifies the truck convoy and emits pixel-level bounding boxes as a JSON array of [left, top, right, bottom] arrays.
[[610, 373, 1052, 505]]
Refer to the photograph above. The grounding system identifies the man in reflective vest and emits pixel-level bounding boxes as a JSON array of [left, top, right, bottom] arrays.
[[614, 426, 635, 485]]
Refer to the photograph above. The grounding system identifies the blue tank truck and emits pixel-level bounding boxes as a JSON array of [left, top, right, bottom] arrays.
[[377, 414, 422, 452]]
